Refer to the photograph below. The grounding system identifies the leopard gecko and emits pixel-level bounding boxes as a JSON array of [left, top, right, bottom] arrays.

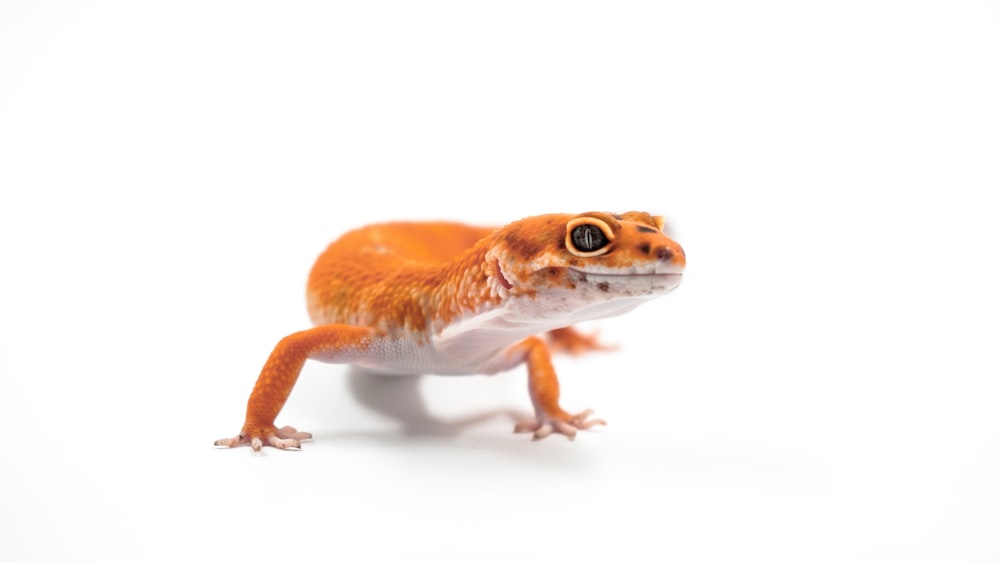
[[215, 211, 685, 452]]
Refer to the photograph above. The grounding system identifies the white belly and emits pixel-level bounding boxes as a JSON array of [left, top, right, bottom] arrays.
[[340, 279, 673, 376]]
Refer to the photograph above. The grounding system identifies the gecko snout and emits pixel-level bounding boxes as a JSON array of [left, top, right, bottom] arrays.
[[654, 240, 686, 272]]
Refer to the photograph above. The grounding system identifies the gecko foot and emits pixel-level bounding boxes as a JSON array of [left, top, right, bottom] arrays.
[[546, 327, 617, 356], [214, 425, 312, 453], [514, 409, 606, 441]]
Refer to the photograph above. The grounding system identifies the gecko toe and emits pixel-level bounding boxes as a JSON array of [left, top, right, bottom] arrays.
[[552, 420, 578, 439], [268, 436, 302, 450], [569, 409, 606, 429], [514, 420, 542, 434], [532, 423, 554, 440], [276, 426, 312, 441], [213, 436, 242, 448]]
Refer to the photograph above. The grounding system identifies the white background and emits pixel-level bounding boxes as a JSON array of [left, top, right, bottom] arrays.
[[1, 1, 998, 561]]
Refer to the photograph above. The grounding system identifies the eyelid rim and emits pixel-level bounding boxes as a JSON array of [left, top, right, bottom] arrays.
[[565, 217, 615, 257]]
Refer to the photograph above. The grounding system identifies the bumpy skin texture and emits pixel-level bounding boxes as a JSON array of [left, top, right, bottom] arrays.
[[216, 211, 686, 452]]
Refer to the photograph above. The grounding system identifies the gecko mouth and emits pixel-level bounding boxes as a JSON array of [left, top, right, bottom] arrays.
[[569, 268, 683, 279], [568, 269, 683, 291]]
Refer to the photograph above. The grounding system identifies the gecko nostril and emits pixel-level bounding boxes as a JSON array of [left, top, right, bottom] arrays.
[[655, 247, 674, 262]]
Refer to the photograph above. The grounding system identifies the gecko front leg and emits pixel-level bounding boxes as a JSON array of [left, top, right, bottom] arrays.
[[215, 324, 375, 452], [511, 336, 607, 440]]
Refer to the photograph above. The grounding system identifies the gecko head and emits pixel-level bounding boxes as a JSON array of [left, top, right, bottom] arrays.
[[486, 211, 685, 323]]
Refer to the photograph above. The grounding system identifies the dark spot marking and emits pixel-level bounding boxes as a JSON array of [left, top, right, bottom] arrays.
[[636, 225, 657, 234], [656, 247, 674, 261], [612, 213, 624, 220], [597, 282, 610, 292], [638, 243, 651, 255]]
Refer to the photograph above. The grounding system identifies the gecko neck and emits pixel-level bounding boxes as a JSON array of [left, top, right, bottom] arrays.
[[426, 237, 505, 333]]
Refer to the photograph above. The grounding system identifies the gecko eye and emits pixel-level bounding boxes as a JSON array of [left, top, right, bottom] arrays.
[[565, 218, 614, 257], [572, 224, 607, 251]]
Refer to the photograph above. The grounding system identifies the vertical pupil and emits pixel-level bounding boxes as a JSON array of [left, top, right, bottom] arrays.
[[573, 224, 605, 251]]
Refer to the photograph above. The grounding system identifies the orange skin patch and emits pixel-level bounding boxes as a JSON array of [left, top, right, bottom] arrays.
[[307, 221, 500, 336], [216, 211, 685, 451]]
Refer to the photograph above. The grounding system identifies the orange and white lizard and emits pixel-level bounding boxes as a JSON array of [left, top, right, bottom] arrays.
[[215, 211, 685, 452]]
